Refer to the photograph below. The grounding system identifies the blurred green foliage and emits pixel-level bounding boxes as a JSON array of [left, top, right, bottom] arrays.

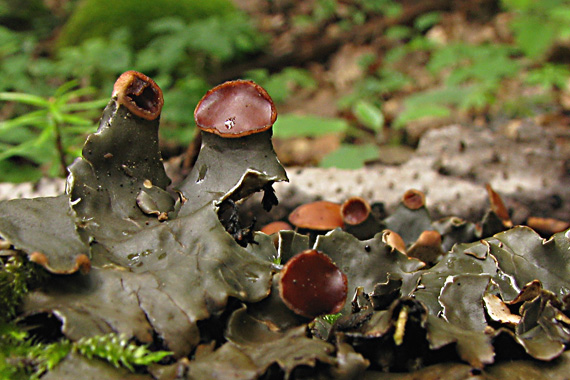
[[320, 143, 380, 169], [502, 0, 570, 59], [0, 82, 107, 181], [0, 0, 268, 182], [341, 0, 570, 142], [294, 0, 402, 28], [273, 114, 349, 138], [245, 67, 317, 104], [56, 0, 237, 49], [1, 0, 569, 179]]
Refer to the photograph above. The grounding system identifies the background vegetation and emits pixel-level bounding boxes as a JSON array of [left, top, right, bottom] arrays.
[[0, 0, 569, 180]]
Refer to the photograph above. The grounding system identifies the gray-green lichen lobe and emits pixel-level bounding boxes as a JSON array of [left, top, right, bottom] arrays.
[[177, 129, 288, 215], [68, 100, 172, 241]]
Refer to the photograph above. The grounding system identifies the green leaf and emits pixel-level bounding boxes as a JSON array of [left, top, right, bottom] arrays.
[[0, 110, 49, 133], [273, 114, 349, 138], [56, 87, 97, 106], [40, 342, 73, 373], [53, 80, 80, 98], [0, 161, 42, 183], [385, 25, 412, 40], [526, 63, 570, 89], [428, 44, 518, 85], [0, 139, 50, 163], [407, 35, 435, 51], [459, 84, 496, 111], [394, 104, 451, 129], [384, 45, 408, 64], [319, 143, 380, 169], [59, 114, 94, 127], [500, 0, 534, 11], [148, 17, 187, 34], [0, 255, 44, 321], [414, 11, 441, 32], [353, 100, 384, 130], [61, 98, 111, 112], [0, 92, 49, 107], [510, 16, 556, 59], [383, 2, 403, 18]]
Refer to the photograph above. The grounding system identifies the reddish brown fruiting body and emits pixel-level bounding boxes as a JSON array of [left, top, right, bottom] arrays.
[[29, 251, 91, 274], [406, 230, 443, 264], [279, 249, 348, 318], [414, 230, 442, 247], [29, 251, 48, 267], [75, 253, 92, 274], [194, 80, 277, 138], [485, 183, 512, 227], [113, 70, 164, 120], [526, 216, 570, 236], [288, 201, 343, 231], [260, 221, 293, 235], [402, 189, 426, 210], [341, 196, 371, 225], [382, 229, 407, 254]]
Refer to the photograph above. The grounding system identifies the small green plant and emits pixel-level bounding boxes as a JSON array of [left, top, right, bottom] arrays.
[[501, 0, 570, 59], [394, 43, 520, 127], [427, 43, 519, 90], [321, 312, 342, 325], [0, 253, 51, 379], [136, 13, 267, 78], [73, 334, 172, 371], [0, 325, 171, 379], [525, 63, 570, 90], [0, 322, 44, 380], [0, 82, 106, 181], [0, 254, 45, 322], [55, 30, 133, 90], [0, 26, 55, 95]]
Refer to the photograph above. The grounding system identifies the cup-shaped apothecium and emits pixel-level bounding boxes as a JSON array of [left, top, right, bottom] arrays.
[[112, 70, 164, 120], [177, 80, 288, 227], [194, 80, 276, 137], [288, 201, 344, 232], [341, 196, 385, 240], [279, 249, 348, 318]]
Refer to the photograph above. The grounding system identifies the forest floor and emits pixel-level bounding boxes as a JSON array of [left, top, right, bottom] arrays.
[[211, 0, 570, 228], [228, 0, 570, 167]]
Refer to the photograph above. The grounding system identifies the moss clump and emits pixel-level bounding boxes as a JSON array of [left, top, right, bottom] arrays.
[[56, 0, 237, 49], [0, 254, 45, 322]]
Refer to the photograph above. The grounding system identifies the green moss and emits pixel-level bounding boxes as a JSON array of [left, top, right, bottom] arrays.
[[0, 254, 45, 322], [56, 0, 236, 49], [0, 326, 170, 379]]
